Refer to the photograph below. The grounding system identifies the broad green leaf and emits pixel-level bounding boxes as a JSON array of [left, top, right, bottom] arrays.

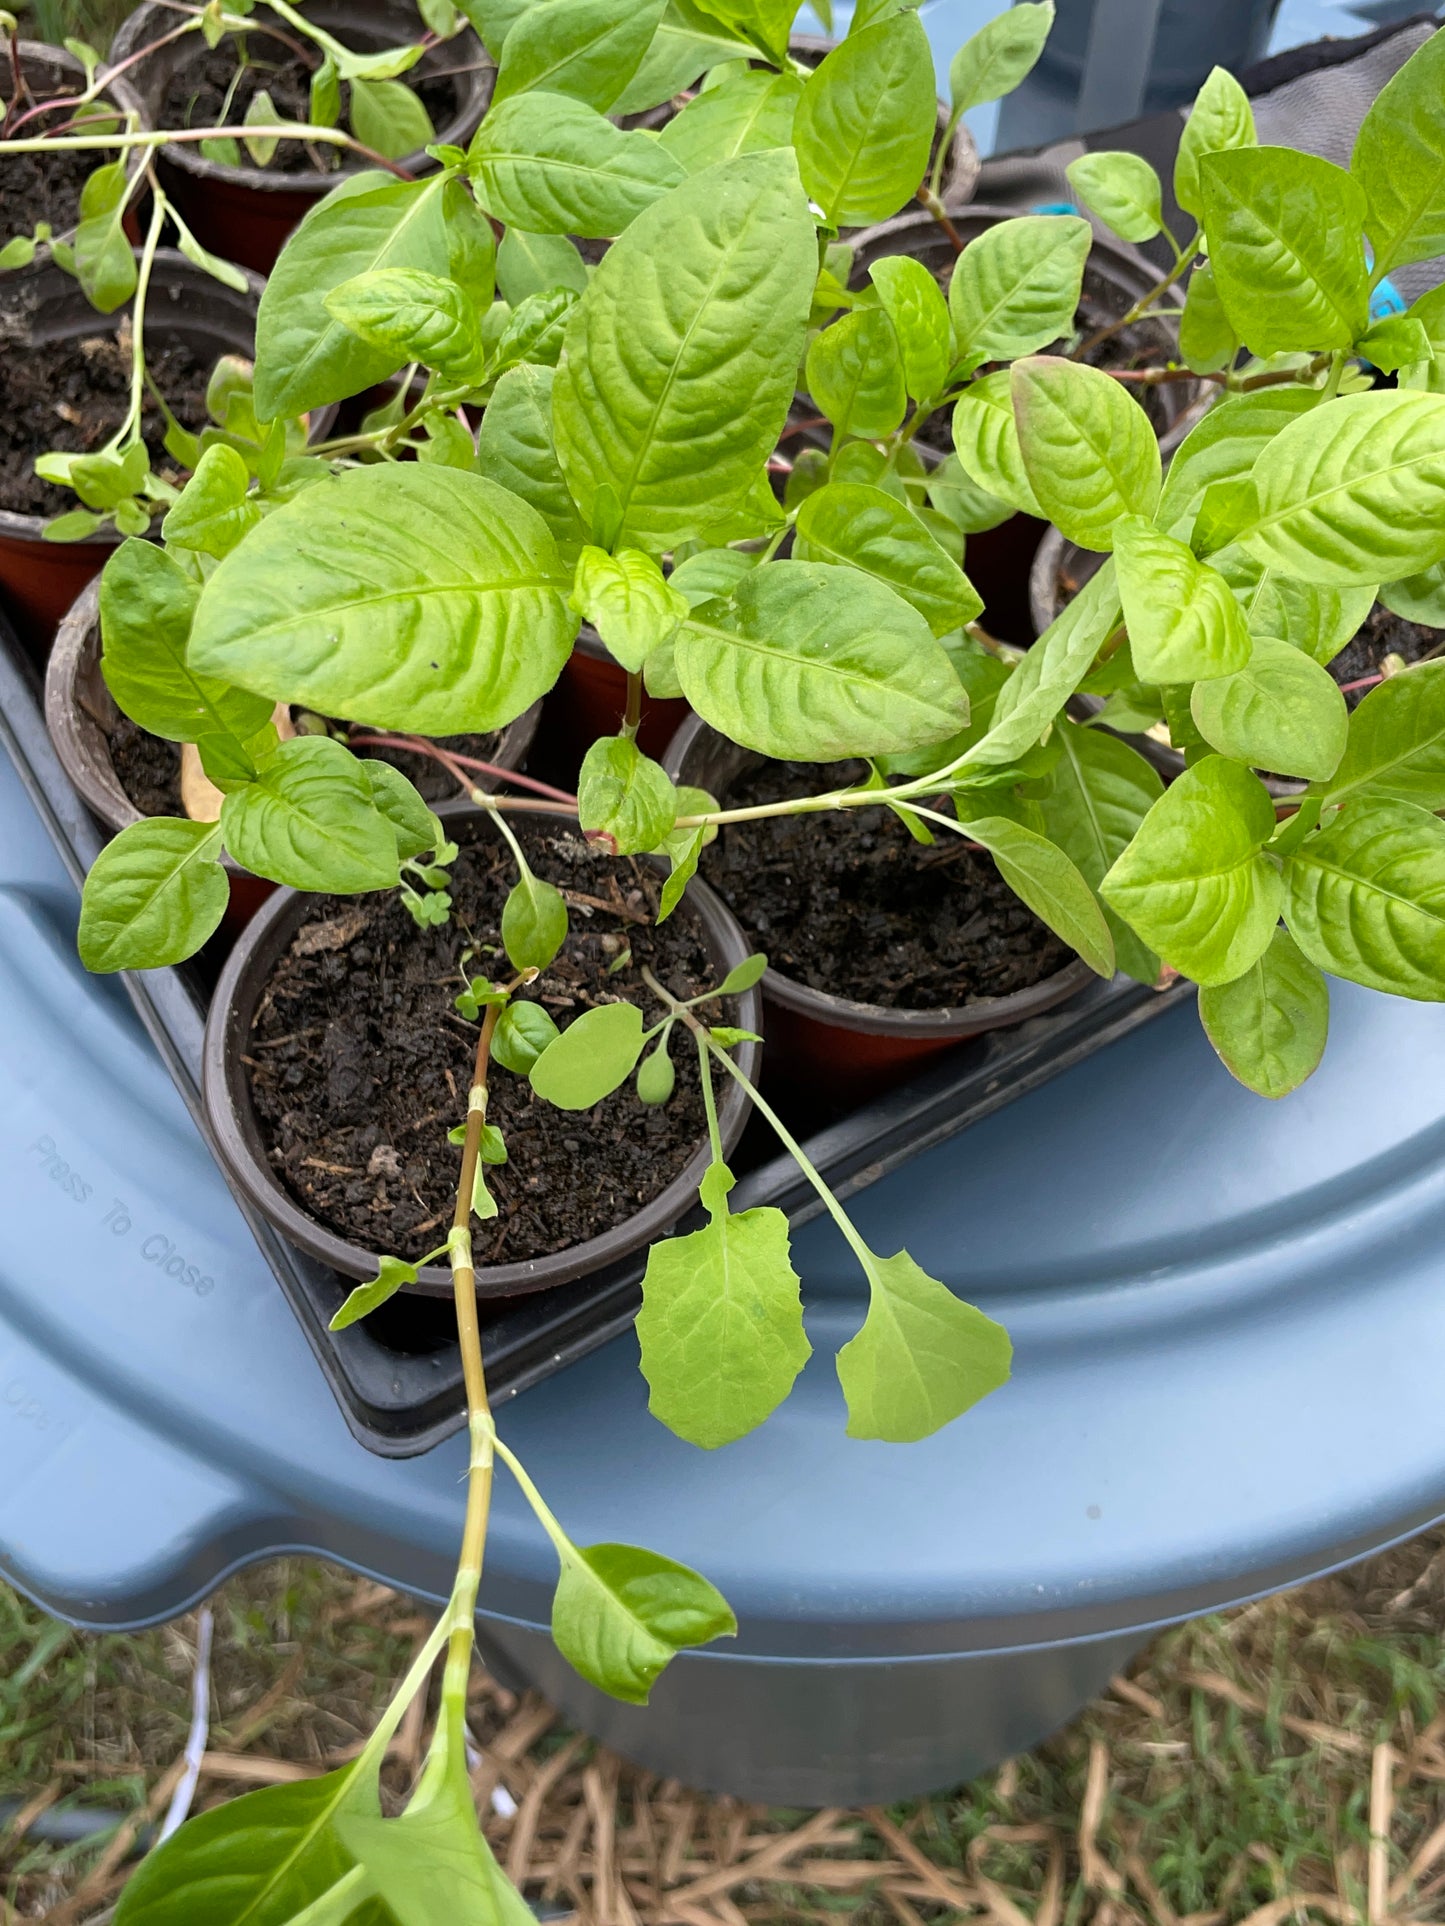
[[1012, 355, 1160, 552], [362, 761, 441, 862], [1065, 151, 1162, 244], [254, 173, 449, 421], [1234, 568, 1375, 667], [331, 1254, 420, 1330], [1155, 390, 1318, 541], [948, 0, 1052, 114], [189, 465, 577, 735], [78, 820, 229, 973], [473, 364, 588, 552], [552, 1540, 736, 1704], [1314, 660, 1445, 809], [242, 87, 280, 166], [925, 452, 1014, 536], [469, 92, 683, 237], [657, 68, 802, 173], [324, 267, 486, 382], [1283, 797, 1445, 999], [220, 737, 401, 891], [835, 1249, 1012, 1443], [492, 999, 561, 1071], [1242, 390, 1445, 587], [98, 540, 270, 744], [637, 1160, 809, 1448], [1357, 313, 1433, 374], [1174, 64, 1255, 220], [530, 1000, 647, 1107], [456, 0, 534, 57], [948, 214, 1090, 362], [1350, 24, 1445, 278], [1199, 147, 1367, 355], [1034, 718, 1164, 983], [1198, 926, 1328, 1097], [612, 4, 754, 114], [959, 813, 1115, 977], [578, 735, 677, 852], [570, 546, 688, 672], [869, 254, 952, 402], [496, 228, 588, 304], [1113, 515, 1252, 682], [160, 443, 261, 559], [877, 637, 1009, 778], [806, 308, 906, 439], [1101, 756, 1283, 985], [1190, 634, 1347, 781], [951, 369, 1042, 517], [1177, 261, 1236, 375], [494, 0, 665, 109], [793, 481, 981, 635], [74, 160, 137, 312], [350, 77, 435, 160], [659, 825, 704, 920], [673, 561, 970, 760], [502, 869, 568, 971], [1398, 281, 1445, 394], [552, 151, 815, 550], [1381, 560, 1445, 627], [669, 547, 760, 606], [792, 11, 935, 227], [963, 557, 1120, 771]]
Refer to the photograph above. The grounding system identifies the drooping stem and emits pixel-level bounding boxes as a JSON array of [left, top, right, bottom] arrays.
[[113, 190, 167, 457]]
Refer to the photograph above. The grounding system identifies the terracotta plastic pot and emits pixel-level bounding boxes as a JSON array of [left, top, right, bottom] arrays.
[[44, 580, 542, 934], [201, 804, 762, 1296], [662, 715, 1097, 1096], [535, 627, 690, 783], [108, 0, 493, 273], [1, 42, 147, 242], [0, 251, 269, 658]]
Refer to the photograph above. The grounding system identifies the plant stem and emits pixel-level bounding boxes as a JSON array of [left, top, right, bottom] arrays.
[[1, 120, 413, 177], [916, 184, 966, 254], [623, 672, 643, 741], [1073, 239, 1197, 359], [344, 734, 578, 806], [112, 190, 167, 458]]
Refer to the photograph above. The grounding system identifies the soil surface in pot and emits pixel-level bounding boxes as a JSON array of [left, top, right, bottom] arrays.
[[0, 140, 97, 240], [700, 758, 1071, 1007], [107, 714, 183, 817], [0, 324, 210, 516], [245, 820, 715, 1264], [1329, 603, 1441, 707], [159, 35, 460, 174]]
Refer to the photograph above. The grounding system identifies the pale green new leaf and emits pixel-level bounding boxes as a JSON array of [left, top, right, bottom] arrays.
[[836, 1249, 1012, 1443], [657, 68, 802, 172], [961, 556, 1120, 770], [570, 546, 688, 672], [530, 1001, 647, 1107], [1113, 515, 1252, 682], [496, 227, 588, 303], [73, 160, 137, 312], [350, 77, 435, 160], [806, 307, 907, 439], [493, 1000, 561, 1073], [1315, 660, 1445, 809], [160, 443, 261, 559], [869, 254, 952, 402], [324, 267, 486, 382], [1174, 65, 1255, 220], [948, 214, 1090, 361], [1012, 355, 1160, 551], [948, 0, 1052, 115], [1178, 261, 1236, 375], [951, 369, 1042, 517], [1065, 151, 1162, 243], [473, 363, 589, 551], [793, 481, 981, 635], [792, 11, 936, 227], [1283, 797, 1445, 999], [220, 737, 401, 891], [78, 820, 229, 973], [577, 735, 677, 852], [469, 92, 683, 236], [493, 0, 665, 109], [1198, 926, 1328, 1097], [1190, 634, 1348, 781], [331, 1255, 420, 1331], [1350, 24, 1445, 277], [1218, 552, 1375, 666], [552, 1541, 736, 1704], [960, 813, 1115, 977], [1381, 561, 1445, 625]]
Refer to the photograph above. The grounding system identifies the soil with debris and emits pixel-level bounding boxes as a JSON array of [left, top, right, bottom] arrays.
[[0, 143, 96, 242], [700, 758, 1072, 1008], [245, 819, 718, 1264]]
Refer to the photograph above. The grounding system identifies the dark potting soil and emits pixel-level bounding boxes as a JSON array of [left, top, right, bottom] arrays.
[[1327, 602, 1441, 708], [0, 143, 95, 241], [159, 35, 459, 174], [340, 729, 507, 804], [246, 821, 718, 1265], [107, 713, 183, 817], [0, 325, 211, 516], [700, 759, 1072, 1008]]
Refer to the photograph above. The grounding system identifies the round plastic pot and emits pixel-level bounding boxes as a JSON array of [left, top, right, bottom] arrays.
[[0, 251, 268, 659], [2, 42, 147, 241], [200, 804, 762, 1296], [663, 714, 1096, 1098], [44, 580, 541, 935], [108, 0, 493, 274], [538, 627, 690, 778]]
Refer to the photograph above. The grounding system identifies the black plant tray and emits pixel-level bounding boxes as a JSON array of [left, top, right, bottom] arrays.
[[0, 615, 1195, 1457]]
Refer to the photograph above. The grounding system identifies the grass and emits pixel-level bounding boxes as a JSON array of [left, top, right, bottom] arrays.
[[3, 1531, 1444, 1923]]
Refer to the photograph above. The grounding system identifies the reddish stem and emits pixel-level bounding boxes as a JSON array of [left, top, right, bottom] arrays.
[[1335, 672, 1384, 695], [346, 734, 579, 805]]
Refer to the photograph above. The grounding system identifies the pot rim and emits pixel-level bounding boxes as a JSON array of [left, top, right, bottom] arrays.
[[662, 713, 1099, 1040], [200, 803, 763, 1296], [107, 0, 492, 196]]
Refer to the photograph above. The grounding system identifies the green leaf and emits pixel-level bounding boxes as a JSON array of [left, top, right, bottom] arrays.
[[73, 160, 137, 313], [636, 1035, 676, 1104], [925, 452, 1013, 537], [529, 1001, 647, 1107], [324, 267, 486, 383], [242, 86, 281, 166], [469, 92, 684, 237], [490, 285, 580, 374], [805, 307, 907, 440], [254, 173, 450, 421], [1357, 313, 1433, 374], [638, 1159, 808, 1447], [1065, 151, 1162, 244], [43, 508, 105, 542], [1199, 147, 1367, 356], [1232, 565, 1375, 667], [492, 999, 561, 1072], [1012, 355, 1160, 552], [1190, 635, 1348, 781], [552, 1540, 736, 1704], [868, 254, 952, 403], [160, 443, 261, 559], [0, 235, 37, 269], [1242, 390, 1445, 588], [362, 760, 440, 861], [331, 1254, 420, 1329], [674, 560, 970, 761], [1197, 926, 1328, 1097], [98, 539, 270, 744], [220, 737, 401, 891], [1283, 797, 1445, 999], [570, 546, 688, 672], [1178, 260, 1236, 375], [1350, 24, 1445, 278], [456, 0, 534, 58], [310, 53, 342, 127], [958, 812, 1114, 977], [660, 826, 704, 921], [494, 0, 666, 110], [495, 227, 588, 303], [1174, 64, 1255, 221], [188, 465, 577, 735], [577, 735, 677, 852], [1101, 757, 1283, 985], [793, 482, 981, 636], [951, 369, 1042, 517], [792, 10, 936, 227], [78, 819, 228, 972], [350, 76, 435, 160], [835, 1248, 1012, 1443], [552, 150, 815, 551], [657, 67, 801, 172], [948, 214, 1091, 362], [502, 869, 568, 970], [948, 0, 1052, 114], [686, 0, 795, 63], [1315, 660, 1445, 810], [963, 557, 1120, 772], [612, 4, 754, 114], [473, 362, 588, 552], [1113, 514, 1252, 682]]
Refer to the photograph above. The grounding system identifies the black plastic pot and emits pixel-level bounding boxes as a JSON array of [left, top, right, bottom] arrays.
[[108, 0, 493, 273], [663, 714, 1096, 1097], [0, 251, 269, 657], [201, 804, 762, 1297]]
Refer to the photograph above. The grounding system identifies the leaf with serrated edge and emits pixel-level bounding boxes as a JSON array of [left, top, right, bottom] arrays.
[[1283, 797, 1445, 999], [1198, 927, 1328, 1097], [836, 1249, 1012, 1443]]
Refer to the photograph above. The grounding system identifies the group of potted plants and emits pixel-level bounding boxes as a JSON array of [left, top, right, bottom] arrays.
[[6, 0, 1445, 1913]]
